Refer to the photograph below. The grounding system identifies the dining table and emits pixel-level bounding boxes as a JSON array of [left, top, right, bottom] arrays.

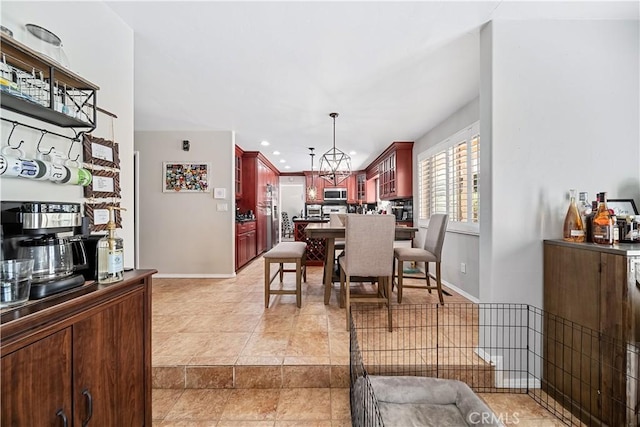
[[305, 222, 418, 304]]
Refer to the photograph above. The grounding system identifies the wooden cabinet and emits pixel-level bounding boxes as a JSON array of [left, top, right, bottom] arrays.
[[377, 142, 413, 200], [235, 146, 243, 199], [240, 152, 279, 256], [236, 220, 257, 270], [543, 241, 640, 426], [356, 172, 366, 203], [346, 174, 357, 203], [1, 270, 155, 426], [1, 329, 72, 426]]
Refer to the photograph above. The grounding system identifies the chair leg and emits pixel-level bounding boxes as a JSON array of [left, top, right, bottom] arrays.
[[302, 254, 307, 282], [339, 267, 346, 309], [385, 276, 392, 332], [279, 263, 284, 282], [264, 260, 271, 308], [345, 276, 351, 331], [436, 262, 444, 305], [425, 262, 432, 293], [295, 259, 302, 308], [397, 260, 404, 304]]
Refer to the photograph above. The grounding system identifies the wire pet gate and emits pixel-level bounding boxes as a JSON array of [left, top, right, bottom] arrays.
[[350, 303, 639, 427]]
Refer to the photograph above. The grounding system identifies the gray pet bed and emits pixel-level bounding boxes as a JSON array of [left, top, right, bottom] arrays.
[[364, 375, 505, 427]]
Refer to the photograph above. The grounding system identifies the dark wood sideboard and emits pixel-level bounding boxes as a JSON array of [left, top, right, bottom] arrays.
[[1, 269, 156, 426]]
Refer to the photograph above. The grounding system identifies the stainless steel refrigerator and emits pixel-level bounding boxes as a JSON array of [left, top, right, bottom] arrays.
[[266, 184, 280, 250]]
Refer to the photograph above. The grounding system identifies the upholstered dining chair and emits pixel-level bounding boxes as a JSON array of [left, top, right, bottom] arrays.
[[339, 214, 396, 331], [281, 211, 293, 238], [393, 213, 448, 304], [329, 213, 346, 266]]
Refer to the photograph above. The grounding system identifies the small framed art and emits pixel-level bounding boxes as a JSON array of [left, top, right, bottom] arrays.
[[84, 202, 122, 231], [163, 162, 211, 192], [83, 169, 121, 198], [83, 134, 120, 169]]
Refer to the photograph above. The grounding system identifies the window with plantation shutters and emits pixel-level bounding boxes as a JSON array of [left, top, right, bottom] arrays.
[[418, 122, 480, 233]]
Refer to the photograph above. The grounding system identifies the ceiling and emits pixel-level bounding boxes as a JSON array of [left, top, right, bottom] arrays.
[[106, 1, 638, 173]]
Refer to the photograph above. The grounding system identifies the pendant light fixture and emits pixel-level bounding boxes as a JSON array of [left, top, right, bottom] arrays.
[[318, 112, 351, 186], [307, 147, 318, 201]]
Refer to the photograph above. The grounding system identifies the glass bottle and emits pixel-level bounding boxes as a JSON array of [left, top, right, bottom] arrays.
[[97, 207, 126, 284], [563, 189, 585, 242], [592, 192, 613, 245]]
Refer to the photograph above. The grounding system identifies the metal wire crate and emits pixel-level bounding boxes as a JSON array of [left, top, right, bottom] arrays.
[[350, 303, 639, 427]]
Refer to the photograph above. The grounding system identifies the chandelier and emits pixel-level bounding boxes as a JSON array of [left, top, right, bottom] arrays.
[[318, 112, 351, 186], [307, 147, 317, 201]]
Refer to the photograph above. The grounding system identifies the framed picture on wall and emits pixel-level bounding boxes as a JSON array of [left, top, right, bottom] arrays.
[[84, 202, 122, 231], [83, 134, 120, 169], [163, 162, 211, 192], [607, 199, 638, 216], [83, 169, 121, 198]]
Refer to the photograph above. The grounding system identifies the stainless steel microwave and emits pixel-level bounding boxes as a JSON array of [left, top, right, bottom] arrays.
[[323, 188, 347, 201]]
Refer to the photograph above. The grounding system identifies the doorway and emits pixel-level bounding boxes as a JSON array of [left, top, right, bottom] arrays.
[[279, 179, 305, 241]]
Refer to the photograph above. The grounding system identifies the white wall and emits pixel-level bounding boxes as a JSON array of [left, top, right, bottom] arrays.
[[279, 175, 305, 222], [0, 2, 135, 266], [480, 20, 640, 306], [413, 97, 481, 299], [135, 130, 235, 277]]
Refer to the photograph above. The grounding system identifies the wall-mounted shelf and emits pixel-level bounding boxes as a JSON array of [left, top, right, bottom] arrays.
[[0, 32, 99, 129]]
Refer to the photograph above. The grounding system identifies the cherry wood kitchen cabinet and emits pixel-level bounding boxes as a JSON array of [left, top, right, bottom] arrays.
[[1, 269, 155, 426], [236, 220, 257, 270], [346, 173, 357, 203], [365, 141, 413, 200], [356, 172, 366, 203], [543, 240, 640, 427], [235, 146, 243, 199]]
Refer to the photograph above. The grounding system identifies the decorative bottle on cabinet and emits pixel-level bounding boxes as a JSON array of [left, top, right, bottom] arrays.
[[592, 192, 613, 245], [97, 206, 127, 283], [563, 189, 585, 242]]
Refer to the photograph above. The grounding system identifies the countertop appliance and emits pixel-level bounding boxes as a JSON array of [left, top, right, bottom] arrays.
[[324, 188, 347, 201], [306, 204, 322, 218], [322, 204, 347, 219], [1, 201, 88, 299]]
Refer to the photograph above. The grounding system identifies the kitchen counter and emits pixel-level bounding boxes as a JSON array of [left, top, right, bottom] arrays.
[[293, 217, 329, 223], [544, 239, 640, 256]]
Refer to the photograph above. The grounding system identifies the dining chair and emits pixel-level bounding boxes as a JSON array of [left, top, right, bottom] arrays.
[[329, 213, 346, 267], [339, 214, 396, 331], [281, 211, 293, 238], [393, 213, 448, 304]]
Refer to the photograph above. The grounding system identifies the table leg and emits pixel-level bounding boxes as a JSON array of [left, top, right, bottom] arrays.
[[323, 238, 335, 305]]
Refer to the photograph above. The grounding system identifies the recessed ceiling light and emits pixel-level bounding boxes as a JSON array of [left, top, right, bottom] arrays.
[[279, 159, 286, 163], [349, 151, 357, 155], [273, 151, 280, 155], [284, 165, 291, 169], [261, 140, 270, 146]]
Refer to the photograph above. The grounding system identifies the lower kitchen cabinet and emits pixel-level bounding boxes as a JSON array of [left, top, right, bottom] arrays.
[[1, 270, 155, 426], [236, 220, 257, 270]]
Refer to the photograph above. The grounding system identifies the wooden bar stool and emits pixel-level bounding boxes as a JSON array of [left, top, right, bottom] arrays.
[[264, 241, 307, 308]]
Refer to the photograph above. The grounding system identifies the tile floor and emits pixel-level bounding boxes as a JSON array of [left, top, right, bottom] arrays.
[[151, 255, 568, 426]]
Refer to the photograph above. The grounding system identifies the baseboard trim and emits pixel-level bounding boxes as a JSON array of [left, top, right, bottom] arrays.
[[154, 273, 236, 279], [474, 347, 540, 389]]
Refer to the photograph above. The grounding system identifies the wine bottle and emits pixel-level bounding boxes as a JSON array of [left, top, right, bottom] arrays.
[[592, 192, 613, 245], [563, 189, 585, 242]]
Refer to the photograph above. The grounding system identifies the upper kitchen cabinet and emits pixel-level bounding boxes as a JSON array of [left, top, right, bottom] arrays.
[[235, 146, 243, 199], [356, 172, 366, 203], [368, 142, 413, 200], [346, 173, 358, 203], [0, 33, 99, 129]]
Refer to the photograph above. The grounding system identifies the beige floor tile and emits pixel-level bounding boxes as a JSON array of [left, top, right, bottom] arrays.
[[330, 388, 351, 420], [235, 366, 282, 389], [275, 421, 332, 427], [241, 332, 290, 357], [282, 365, 330, 388], [276, 388, 332, 420], [152, 389, 184, 420], [294, 314, 328, 332], [219, 389, 280, 421], [192, 333, 251, 358], [164, 389, 232, 421], [217, 422, 275, 427], [286, 331, 330, 357]]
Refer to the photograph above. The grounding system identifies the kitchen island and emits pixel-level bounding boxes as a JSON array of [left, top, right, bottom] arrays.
[[293, 217, 329, 266], [1, 269, 156, 426]]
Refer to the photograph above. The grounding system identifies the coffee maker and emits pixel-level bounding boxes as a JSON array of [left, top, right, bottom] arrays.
[[1, 201, 89, 299]]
